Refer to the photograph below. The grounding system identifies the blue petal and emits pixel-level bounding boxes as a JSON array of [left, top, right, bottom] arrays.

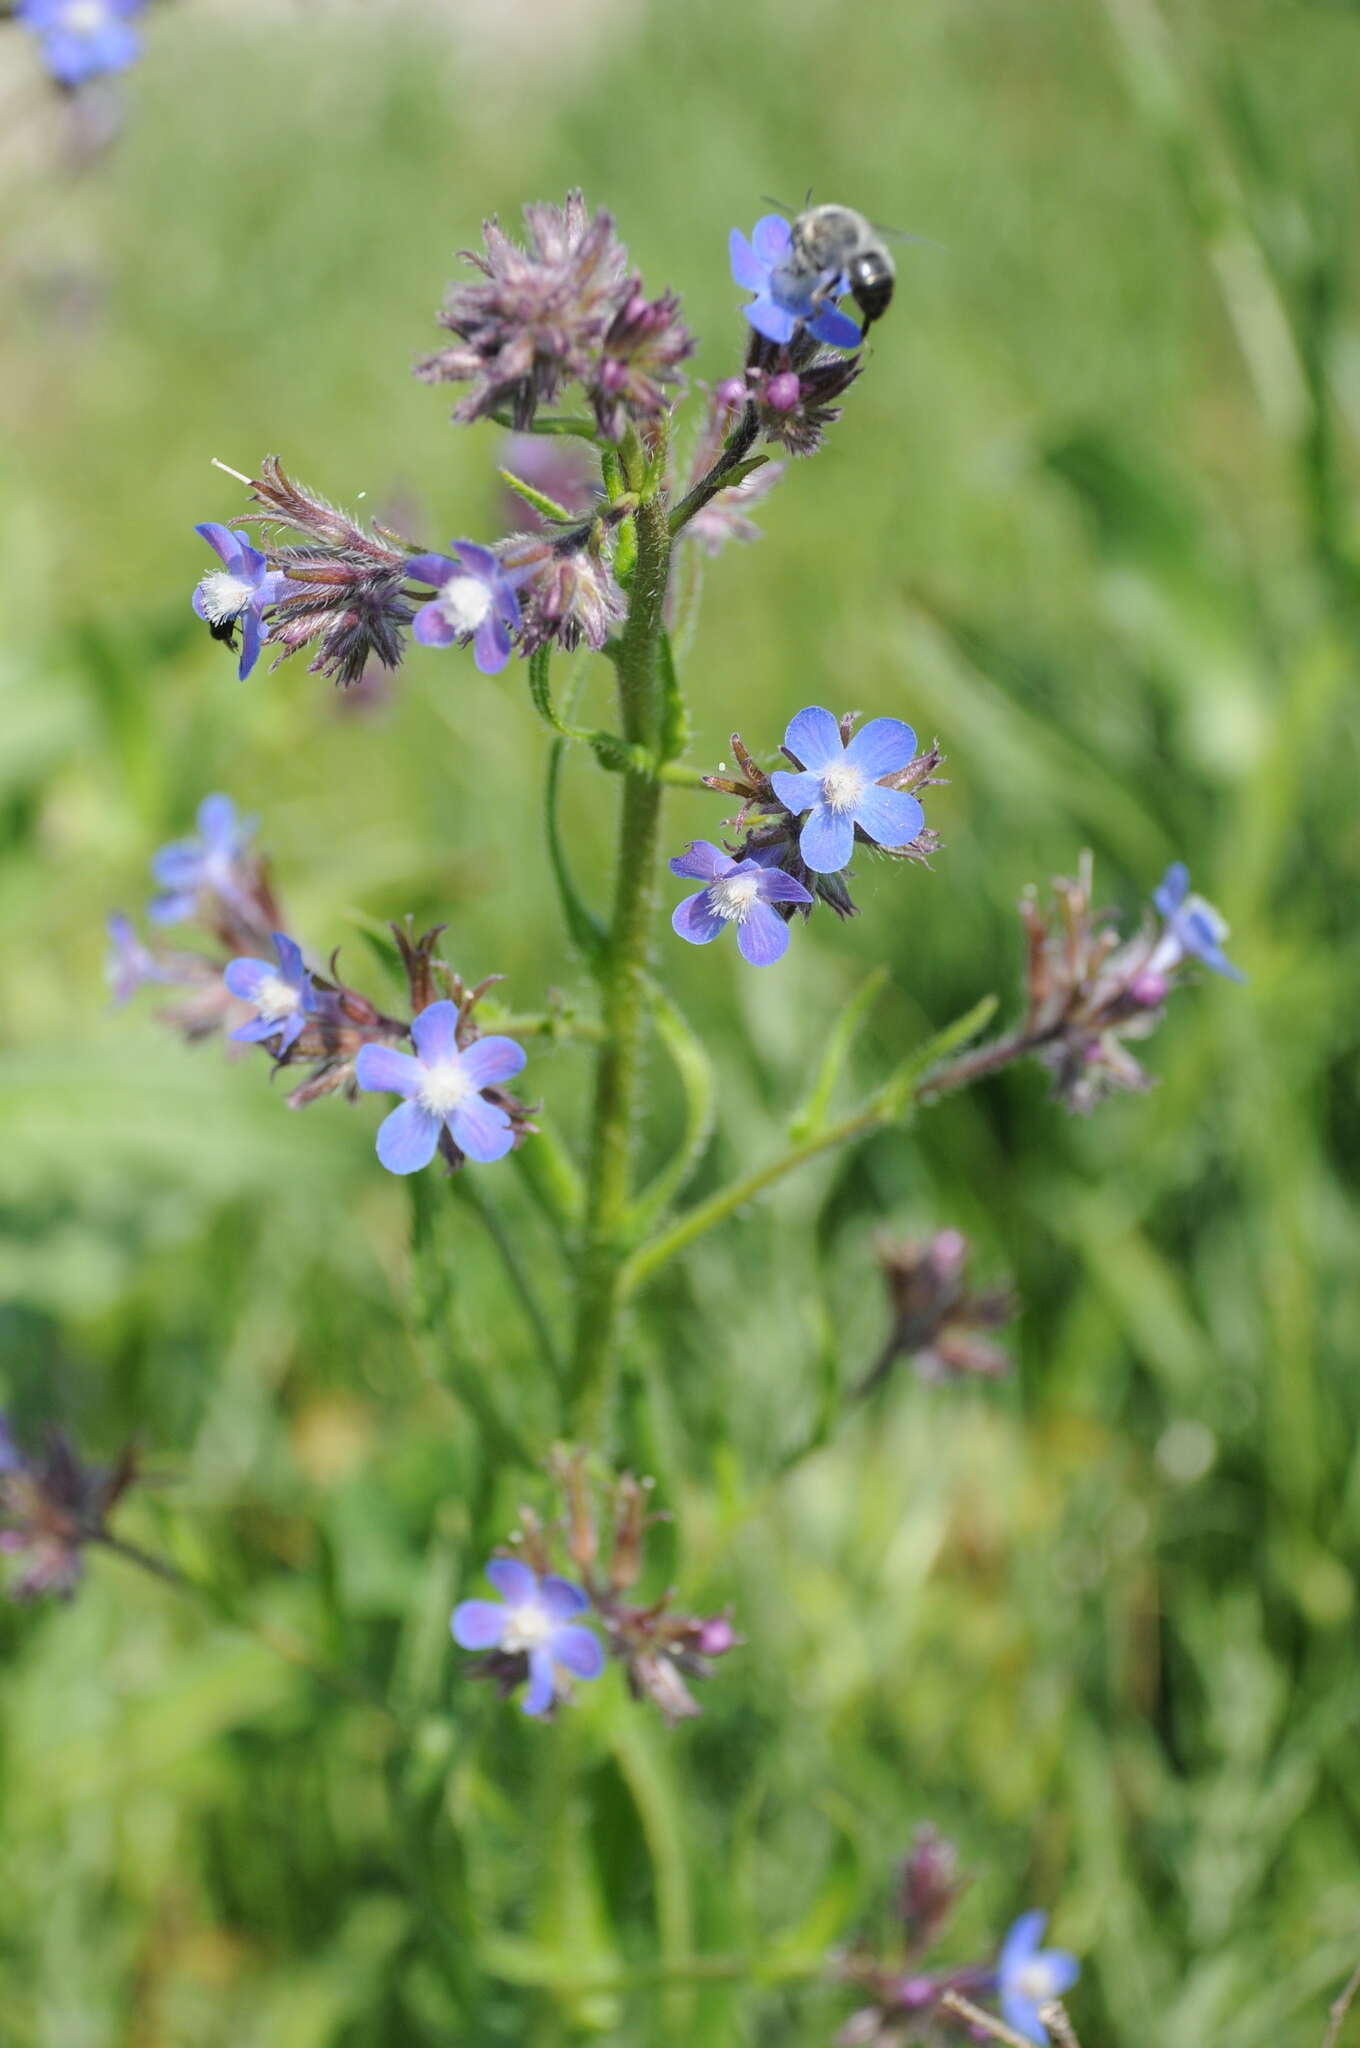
[[452, 540, 500, 578], [237, 607, 263, 680], [751, 215, 792, 266], [1000, 1912, 1047, 1978], [224, 957, 270, 1001], [448, 1092, 515, 1165], [729, 227, 766, 291], [354, 1044, 422, 1098], [197, 795, 240, 849], [783, 705, 844, 770], [485, 1557, 537, 1604], [669, 840, 732, 882], [807, 304, 864, 350], [405, 552, 459, 587], [799, 804, 855, 874], [194, 521, 241, 567], [473, 613, 512, 674], [272, 933, 306, 983], [843, 716, 917, 779], [413, 602, 456, 648], [745, 296, 800, 345], [770, 768, 824, 815], [521, 1647, 556, 1717], [756, 866, 813, 905], [851, 784, 925, 850], [1154, 861, 1189, 917], [374, 1101, 442, 1175], [539, 1576, 590, 1620], [736, 900, 790, 966], [550, 1624, 605, 1679], [457, 1036, 527, 1090], [672, 891, 725, 945], [999, 1988, 1047, 2045], [410, 999, 460, 1065], [451, 1599, 506, 1650]]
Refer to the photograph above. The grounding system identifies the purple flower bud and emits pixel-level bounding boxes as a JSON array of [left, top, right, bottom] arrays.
[[497, 530, 625, 654], [1129, 969, 1169, 1008], [713, 377, 747, 412], [588, 276, 695, 441], [694, 1615, 738, 1657], [0, 1420, 138, 1602], [765, 371, 802, 411]]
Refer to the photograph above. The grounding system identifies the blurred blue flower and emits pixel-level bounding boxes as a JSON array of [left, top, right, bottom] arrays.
[[996, 1911, 1080, 2045], [1152, 862, 1245, 983], [192, 523, 287, 681], [17, 0, 143, 88], [407, 541, 521, 675], [729, 215, 863, 351], [770, 707, 924, 875], [105, 913, 180, 1004], [670, 840, 812, 965], [225, 933, 316, 1056], [452, 1557, 604, 1717], [354, 1001, 526, 1173], [148, 794, 255, 926]]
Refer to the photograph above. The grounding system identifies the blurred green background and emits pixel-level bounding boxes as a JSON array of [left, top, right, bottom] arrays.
[[3, 0, 1360, 2041]]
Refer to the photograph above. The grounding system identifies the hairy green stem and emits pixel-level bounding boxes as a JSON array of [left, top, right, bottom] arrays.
[[567, 459, 672, 1436]]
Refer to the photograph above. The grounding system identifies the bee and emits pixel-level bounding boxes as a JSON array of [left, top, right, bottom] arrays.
[[786, 203, 896, 332]]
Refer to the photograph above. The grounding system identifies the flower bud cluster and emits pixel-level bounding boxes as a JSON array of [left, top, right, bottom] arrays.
[[0, 1417, 138, 1602], [859, 1231, 1016, 1395], [1018, 853, 1242, 1113]]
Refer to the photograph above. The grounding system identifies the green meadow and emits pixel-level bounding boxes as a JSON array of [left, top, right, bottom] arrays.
[[2, 0, 1359, 2040]]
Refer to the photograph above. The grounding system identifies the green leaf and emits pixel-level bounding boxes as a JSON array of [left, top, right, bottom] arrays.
[[529, 645, 653, 774], [628, 982, 716, 1236], [497, 467, 577, 526], [545, 739, 608, 972], [787, 965, 890, 1142], [873, 992, 1000, 1121]]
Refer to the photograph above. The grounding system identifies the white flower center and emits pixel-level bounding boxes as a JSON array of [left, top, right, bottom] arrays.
[[708, 873, 761, 923], [438, 574, 493, 635], [197, 571, 255, 625], [253, 973, 300, 1022], [1013, 1962, 1057, 2004], [820, 763, 865, 812], [62, 0, 107, 31], [417, 1059, 474, 1117], [501, 1603, 552, 1653]]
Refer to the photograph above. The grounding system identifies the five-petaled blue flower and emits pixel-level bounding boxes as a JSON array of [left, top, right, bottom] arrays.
[[105, 913, 177, 1004], [354, 1000, 526, 1173], [17, 0, 143, 88], [1151, 862, 1245, 983], [996, 1912, 1080, 2045], [670, 841, 812, 965], [452, 1558, 604, 1718], [148, 794, 255, 926], [225, 934, 316, 1056], [729, 215, 864, 351], [407, 541, 521, 675], [193, 523, 287, 682], [770, 706, 924, 875]]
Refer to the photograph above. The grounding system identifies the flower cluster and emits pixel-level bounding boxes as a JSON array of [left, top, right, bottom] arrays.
[[0, 1418, 138, 1601], [834, 1826, 1080, 2048], [859, 1230, 1016, 1395], [451, 1450, 738, 1723], [109, 797, 533, 1170], [1014, 853, 1243, 1113], [671, 706, 944, 965], [17, 0, 143, 89], [415, 191, 692, 437]]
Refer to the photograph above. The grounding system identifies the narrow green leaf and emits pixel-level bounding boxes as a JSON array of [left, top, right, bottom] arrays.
[[874, 992, 1000, 1121], [544, 739, 608, 971], [628, 981, 717, 1235], [787, 965, 890, 1141], [498, 468, 577, 526]]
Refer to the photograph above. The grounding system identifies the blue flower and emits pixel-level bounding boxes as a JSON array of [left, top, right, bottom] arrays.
[[105, 913, 179, 1004], [996, 1911, 1080, 2045], [193, 523, 287, 681], [148, 794, 255, 926], [407, 542, 521, 675], [17, 0, 143, 88], [452, 1557, 604, 1717], [729, 215, 864, 351], [770, 707, 924, 875], [224, 934, 316, 1056], [670, 840, 812, 965], [1151, 862, 1245, 983], [354, 1001, 526, 1173]]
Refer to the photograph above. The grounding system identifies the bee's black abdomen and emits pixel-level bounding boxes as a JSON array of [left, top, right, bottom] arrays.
[[849, 253, 894, 328]]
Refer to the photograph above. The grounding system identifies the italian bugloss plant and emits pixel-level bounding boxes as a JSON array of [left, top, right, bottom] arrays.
[[13, 185, 1256, 2043]]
